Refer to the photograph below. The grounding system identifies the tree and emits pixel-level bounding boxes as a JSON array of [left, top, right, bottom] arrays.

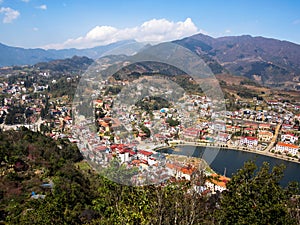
[[215, 161, 297, 224], [139, 124, 151, 138], [166, 117, 180, 127]]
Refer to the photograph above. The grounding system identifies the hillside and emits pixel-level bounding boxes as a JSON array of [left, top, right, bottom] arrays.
[[174, 34, 300, 89], [0, 129, 299, 224], [1, 33, 300, 90], [35, 56, 94, 74]]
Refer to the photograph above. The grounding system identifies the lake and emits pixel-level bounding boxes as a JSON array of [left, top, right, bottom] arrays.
[[158, 145, 300, 186]]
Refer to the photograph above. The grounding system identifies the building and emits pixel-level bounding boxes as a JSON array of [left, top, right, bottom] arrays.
[[281, 133, 298, 144], [275, 142, 299, 156], [182, 127, 200, 141], [137, 150, 153, 161], [205, 174, 230, 193], [244, 128, 256, 135], [258, 131, 273, 142], [215, 132, 231, 143], [259, 123, 271, 131], [166, 163, 196, 180], [240, 136, 258, 147]]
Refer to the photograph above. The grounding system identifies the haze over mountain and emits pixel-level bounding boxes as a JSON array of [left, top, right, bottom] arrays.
[[1, 33, 300, 89], [174, 34, 300, 88], [0, 40, 144, 67]]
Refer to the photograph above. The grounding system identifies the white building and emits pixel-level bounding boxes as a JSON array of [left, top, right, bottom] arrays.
[[205, 174, 230, 193], [281, 133, 298, 144], [240, 136, 258, 147], [275, 142, 299, 156]]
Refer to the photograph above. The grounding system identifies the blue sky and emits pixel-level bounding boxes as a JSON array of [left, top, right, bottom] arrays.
[[0, 0, 299, 49]]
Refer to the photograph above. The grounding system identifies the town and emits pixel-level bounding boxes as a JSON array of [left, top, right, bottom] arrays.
[[1, 62, 300, 194]]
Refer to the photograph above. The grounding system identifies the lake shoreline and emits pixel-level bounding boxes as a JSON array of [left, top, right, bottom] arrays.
[[154, 141, 300, 165]]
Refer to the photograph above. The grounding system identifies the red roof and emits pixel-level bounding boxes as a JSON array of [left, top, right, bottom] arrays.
[[277, 142, 298, 149], [242, 136, 258, 141], [129, 150, 137, 156], [96, 146, 107, 151], [138, 150, 153, 156]]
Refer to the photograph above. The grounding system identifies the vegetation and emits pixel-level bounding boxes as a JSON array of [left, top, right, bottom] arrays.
[[1, 129, 300, 224], [215, 161, 299, 224], [135, 96, 171, 111], [166, 117, 180, 127]]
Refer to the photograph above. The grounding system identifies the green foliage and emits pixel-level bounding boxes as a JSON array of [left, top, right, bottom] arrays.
[[1, 130, 300, 224], [237, 90, 258, 99], [135, 96, 171, 111], [50, 77, 79, 99], [5, 105, 26, 125], [139, 124, 151, 138], [166, 117, 180, 127], [215, 161, 297, 225], [104, 85, 122, 95]]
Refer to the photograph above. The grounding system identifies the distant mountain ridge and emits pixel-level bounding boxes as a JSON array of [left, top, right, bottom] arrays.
[[0, 40, 144, 67], [1, 34, 300, 89], [174, 34, 300, 88]]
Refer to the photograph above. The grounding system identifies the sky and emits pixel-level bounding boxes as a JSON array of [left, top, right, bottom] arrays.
[[0, 0, 299, 49]]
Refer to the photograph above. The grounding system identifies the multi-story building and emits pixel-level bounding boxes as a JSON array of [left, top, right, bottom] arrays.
[[275, 142, 299, 156]]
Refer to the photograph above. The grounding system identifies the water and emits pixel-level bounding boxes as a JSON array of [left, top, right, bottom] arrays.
[[158, 145, 300, 186]]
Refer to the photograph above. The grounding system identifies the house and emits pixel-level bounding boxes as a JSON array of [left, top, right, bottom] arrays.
[[166, 163, 195, 180], [281, 133, 298, 144], [258, 131, 273, 142], [275, 142, 299, 156], [94, 99, 103, 108], [282, 124, 293, 131], [244, 122, 258, 130], [267, 100, 279, 105], [215, 132, 231, 143], [211, 122, 226, 132], [205, 174, 230, 193], [240, 136, 258, 147], [244, 128, 256, 135], [137, 150, 153, 161], [182, 127, 200, 140], [259, 123, 271, 131]]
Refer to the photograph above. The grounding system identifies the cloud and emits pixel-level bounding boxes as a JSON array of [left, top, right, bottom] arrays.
[[21, 0, 30, 2], [36, 4, 47, 10], [33, 27, 38, 31], [0, 7, 20, 23], [43, 18, 200, 49], [225, 29, 231, 34]]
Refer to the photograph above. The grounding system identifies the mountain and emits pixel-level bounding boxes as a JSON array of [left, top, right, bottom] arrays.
[[0, 40, 145, 67], [2, 34, 300, 89], [174, 34, 300, 89], [35, 55, 94, 73]]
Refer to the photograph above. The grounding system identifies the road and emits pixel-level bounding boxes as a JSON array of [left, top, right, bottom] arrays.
[[263, 122, 282, 152]]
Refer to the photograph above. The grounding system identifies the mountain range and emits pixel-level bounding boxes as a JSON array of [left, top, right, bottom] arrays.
[[1, 34, 300, 89], [0, 40, 144, 67], [174, 34, 300, 88]]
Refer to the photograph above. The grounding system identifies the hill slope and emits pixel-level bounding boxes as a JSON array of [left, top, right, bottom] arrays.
[[174, 34, 300, 88]]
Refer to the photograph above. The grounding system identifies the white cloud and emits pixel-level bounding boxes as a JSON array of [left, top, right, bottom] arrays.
[[0, 7, 20, 23], [33, 27, 38, 31], [43, 18, 200, 49], [36, 4, 47, 10], [225, 29, 231, 34]]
